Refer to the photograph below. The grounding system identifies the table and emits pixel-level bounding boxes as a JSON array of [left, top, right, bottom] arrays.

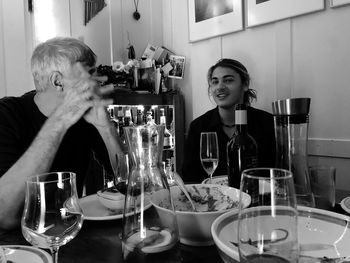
[[0, 206, 224, 263], [1, 190, 349, 263]]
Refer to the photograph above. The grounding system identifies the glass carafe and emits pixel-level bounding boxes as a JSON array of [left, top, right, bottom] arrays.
[[121, 124, 180, 263], [272, 98, 315, 207]]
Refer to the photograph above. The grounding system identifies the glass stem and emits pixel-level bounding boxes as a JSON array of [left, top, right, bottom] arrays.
[[209, 173, 212, 184], [51, 246, 59, 263]]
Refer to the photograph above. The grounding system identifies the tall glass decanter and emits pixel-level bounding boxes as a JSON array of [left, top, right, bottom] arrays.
[[121, 124, 180, 263], [272, 97, 315, 207]]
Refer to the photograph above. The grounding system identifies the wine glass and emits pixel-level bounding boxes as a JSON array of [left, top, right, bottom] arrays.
[[21, 172, 84, 263], [238, 168, 299, 263], [200, 132, 219, 184]]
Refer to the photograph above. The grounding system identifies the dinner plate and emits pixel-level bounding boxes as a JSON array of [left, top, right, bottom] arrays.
[[201, 175, 228, 185], [79, 194, 151, 221], [340, 196, 350, 214], [0, 245, 52, 263], [211, 206, 350, 263]]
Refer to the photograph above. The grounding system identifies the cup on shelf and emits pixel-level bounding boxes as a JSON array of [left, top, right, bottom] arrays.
[[309, 165, 336, 210]]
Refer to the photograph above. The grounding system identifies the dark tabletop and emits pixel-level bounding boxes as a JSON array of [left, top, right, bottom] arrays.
[[1, 190, 349, 263], [0, 207, 224, 263]]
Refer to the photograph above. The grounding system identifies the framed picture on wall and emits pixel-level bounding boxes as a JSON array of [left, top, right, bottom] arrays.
[[330, 0, 350, 7], [188, 0, 243, 42], [168, 55, 186, 79], [245, 0, 324, 28]]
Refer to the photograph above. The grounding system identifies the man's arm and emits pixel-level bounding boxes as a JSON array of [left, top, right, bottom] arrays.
[[0, 116, 69, 229], [83, 85, 126, 177]]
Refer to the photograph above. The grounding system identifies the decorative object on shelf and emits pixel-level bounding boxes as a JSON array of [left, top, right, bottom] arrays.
[[96, 64, 134, 88], [188, 0, 243, 42], [84, 0, 106, 25], [245, 0, 324, 28], [133, 0, 141, 20], [168, 55, 186, 79], [330, 0, 350, 7], [127, 32, 136, 60]]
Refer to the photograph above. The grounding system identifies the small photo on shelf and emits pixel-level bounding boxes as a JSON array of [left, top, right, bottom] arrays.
[[168, 55, 186, 79]]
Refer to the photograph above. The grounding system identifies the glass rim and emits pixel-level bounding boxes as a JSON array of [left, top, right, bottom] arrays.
[[200, 131, 217, 135], [242, 167, 293, 179], [26, 171, 76, 184]]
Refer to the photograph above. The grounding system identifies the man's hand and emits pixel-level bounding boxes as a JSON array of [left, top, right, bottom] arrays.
[[83, 83, 114, 128], [49, 64, 113, 130]]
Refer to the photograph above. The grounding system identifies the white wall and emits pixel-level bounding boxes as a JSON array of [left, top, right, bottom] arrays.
[[0, 0, 161, 97], [0, 0, 6, 98], [110, 0, 163, 63], [70, 0, 112, 66], [162, 0, 350, 190], [0, 0, 32, 97]]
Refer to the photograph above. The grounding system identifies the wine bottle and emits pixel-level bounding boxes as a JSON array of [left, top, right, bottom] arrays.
[[124, 107, 133, 126], [160, 108, 173, 149], [146, 110, 154, 124], [136, 108, 144, 125], [227, 104, 258, 189]]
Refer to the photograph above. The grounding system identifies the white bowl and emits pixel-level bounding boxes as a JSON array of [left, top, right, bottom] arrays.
[[97, 186, 125, 210], [202, 175, 228, 185], [211, 206, 350, 263], [151, 184, 251, 246]]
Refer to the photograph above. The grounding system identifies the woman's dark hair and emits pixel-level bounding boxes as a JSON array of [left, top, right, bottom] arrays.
[[207, 58, 257, 105]]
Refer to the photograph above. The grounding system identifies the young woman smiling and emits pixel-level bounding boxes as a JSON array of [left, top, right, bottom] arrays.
[[182, 58, 276, 183]]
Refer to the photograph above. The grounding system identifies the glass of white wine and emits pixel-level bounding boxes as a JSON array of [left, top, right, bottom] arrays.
[[21, 172, 84, 263], [200, 132, 219, 184], [238, 168, 299, 263]]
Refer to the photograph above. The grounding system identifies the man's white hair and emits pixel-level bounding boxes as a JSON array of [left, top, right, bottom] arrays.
[[31, 37, 96, 91]]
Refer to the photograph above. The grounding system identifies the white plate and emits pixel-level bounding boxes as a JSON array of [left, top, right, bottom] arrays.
[[201, 175, 228, 185], [0, 245, 52, 263], [79, 194, 151, 221], [211, 206, 350, 263], [340, 196, 350, 214]]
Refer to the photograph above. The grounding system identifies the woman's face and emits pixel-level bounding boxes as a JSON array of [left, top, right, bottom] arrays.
[[209, 66, 246, 109]]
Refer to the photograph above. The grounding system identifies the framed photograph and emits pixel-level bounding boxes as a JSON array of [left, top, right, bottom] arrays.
[[188, 0, 243, 42], [330, 0, 350, 7], [246, 0, 324, 28], [168, 55, 186, 79]]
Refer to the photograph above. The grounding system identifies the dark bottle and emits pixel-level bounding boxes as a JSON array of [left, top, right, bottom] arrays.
[[160, 108, 173, 149], [124, 107, 133, 127], [227, 104, 258, 189], [136, 108, 144, 125]]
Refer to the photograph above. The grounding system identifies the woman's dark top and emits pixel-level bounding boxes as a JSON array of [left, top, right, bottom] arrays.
[[0, 90, 112, 196], [182, 106, 276, 183]]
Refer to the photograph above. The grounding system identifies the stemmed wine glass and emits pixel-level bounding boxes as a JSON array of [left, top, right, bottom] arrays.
[[200, 132, 219, 184], [21, 172, 84, 263], [238, 168, 299, 263]]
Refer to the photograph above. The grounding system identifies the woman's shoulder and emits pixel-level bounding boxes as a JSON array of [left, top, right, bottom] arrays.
[[190, 108, 218, 127], [248, 106, 273, 120]]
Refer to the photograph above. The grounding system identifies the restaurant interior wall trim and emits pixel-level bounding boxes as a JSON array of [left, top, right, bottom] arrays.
[[162, 0, 350, 190]]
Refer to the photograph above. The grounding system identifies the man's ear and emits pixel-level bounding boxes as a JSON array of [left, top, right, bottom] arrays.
[[50, 71, 64, 91]]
